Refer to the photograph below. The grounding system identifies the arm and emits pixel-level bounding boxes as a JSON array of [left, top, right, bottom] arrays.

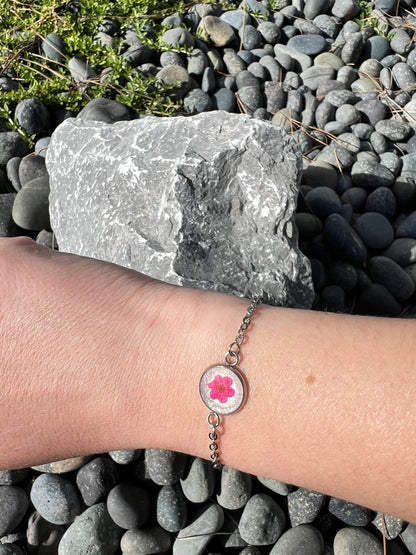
[[0, 237, 415, 524]]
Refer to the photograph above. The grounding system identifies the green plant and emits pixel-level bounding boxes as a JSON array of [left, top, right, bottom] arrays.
[[355, 0, 391, 37], [0, 0, 198, 137]]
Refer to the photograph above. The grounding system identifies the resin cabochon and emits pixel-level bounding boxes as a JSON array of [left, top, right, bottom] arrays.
[[199, 364, 246, 415]]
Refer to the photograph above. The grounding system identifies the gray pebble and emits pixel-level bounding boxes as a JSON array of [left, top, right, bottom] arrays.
[[259, 55, 282, 82], [220, 10, 252, 30], [287, 34, 327, 55], [18, 154, 47, 187], [121, 526, 172, 554], [368, 256, 415, 300], [301, 66, 335, 91], [372, 512, 404, 539], [257, 476, 293, 495], [77, 98, 130, 123], [239, 25, 262, 50], [180, 457, 215, 503], [157, 484, 187, 532], [239, 493, 286, 545], [12, 175, 50, 230], [160, 51, 185, 68], [106, 482, 150, 529], [34, 137, 50, 157], [0, 470, 28, 486], [201, 67, 216, 93], [0, 486, 28, 537], [0, 132, 30, 167], [328, 497, 374, 526], [351, 159, 395, 188], [58, 503, 122, 555], [36, 229, 56, 249], [390, 28, 412, 55], [173, 503, 224, 555], [0, 194, 22, 237], [68, 57, 96, 83], [42, 33, 66, 63], [216, 466, 252, 510], [370, 131, 387, 154], [400, 522, 416, 553], [324, 213, 367, 264], [184, 89, 212, 113], [156, 66, 192, 99], [30, 473, 81, 525], [288, 488, 327, 526], [325, 89, 357, 108], [392, 62, 416, 90], [335, 104, 361, 125], [108, 449, 141, 464], [162, 27, 194, 48], [223, 50, 246, 76], [6, 157, 21, 192], [237, 86, 263, 115], [145, 449, 187, 486], [31, 457, 89, 474], [76, 456, 119, 506], [333, 527, 382, 554], [15, 98, 51, 137], [364, 35, 391, 60], [211, 88, 236, 112], [187, 49, 208, 76], [257, 21, 281, 44], [331, 0, 360, 20], [269, 524, 324, 554]]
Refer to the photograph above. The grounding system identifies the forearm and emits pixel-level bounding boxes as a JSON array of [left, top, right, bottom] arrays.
[[0, 238, 415, 524], [121, 288, 416, 523]]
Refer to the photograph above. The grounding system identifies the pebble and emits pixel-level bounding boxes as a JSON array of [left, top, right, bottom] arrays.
[[365, 187, 396, 219], [287, 35, 327, 56], [239, 493, 286, 545], [354, 212, 394, 250], [106, 482, 150, 529], [76, 456, 119, 506], [401, 153, 416, 179], [0, 469, 28, 486], [333, 527, 383, 554], [351, 159, 395, 189], [390, 28, 412, 55], [12, 175, 50, 230], [305, 187, 341, 218], [77, 98, 130, 123], [357, 283, 402, 317], [269, 524, 325, 554], [382, 237, 416, 266], [257, 476, 293, 496], [30, 474, 81, 525], [180, 457, 215, 503], [108, 449, 141, 464], [58, 502, 121, 555], [0, 547, 25, 555], [184, 89, 212, 113], [400, 522, 416, 554], [328, 261, 357, 291], [328, 497, 373, 526], [367, 256, 415, 300], [199, 16, 235, 47], [68, 57, 97, 83], [31, 456, 89, 474], [18, 154, 47, 187], [157, 483, 187, 532], [216, 466, 252, 510], [160, 51, 185, 67], [287, 488, 327, 526], [372, 512, 404, 539], [392, 62, 416, 90], [145, 449, 187, 486], [220, 10, 251, 30], [300, 66, 336, 91], [15, 98, 51, 138], [211, 87, 236, 112], [155, 66, 192, 99], [375, 119, 412, 141], [331, 0, 360, 20], [42, 33, 66, 63], [0, 194, 22, 237], [396, 210, 416, 238], [0, 486, 28, 537], [324, 213, 367, 264], [162, 27, 194, 48], [121, 526, 172, 554], [0, 132, 31, 167], [173, 503, 224, 555]]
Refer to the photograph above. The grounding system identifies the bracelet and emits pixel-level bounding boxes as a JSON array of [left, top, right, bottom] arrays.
[[199, 298, 260, 468]]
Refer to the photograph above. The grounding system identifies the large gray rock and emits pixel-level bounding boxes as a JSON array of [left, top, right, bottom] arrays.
[[47, 111, 313, 307]]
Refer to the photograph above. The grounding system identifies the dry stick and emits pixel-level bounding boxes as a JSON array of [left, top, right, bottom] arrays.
[[381, 513, 387, 555]]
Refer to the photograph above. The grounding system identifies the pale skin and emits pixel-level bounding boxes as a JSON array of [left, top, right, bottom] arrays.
[[0, 237, 415, 523]]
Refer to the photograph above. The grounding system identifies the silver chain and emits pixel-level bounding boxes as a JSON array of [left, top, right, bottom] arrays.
[[207, 412, 221, 469], [224, 298, 260, 367]]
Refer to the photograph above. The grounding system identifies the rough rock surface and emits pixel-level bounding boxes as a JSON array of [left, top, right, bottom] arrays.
[[47, 111, 313, 307]]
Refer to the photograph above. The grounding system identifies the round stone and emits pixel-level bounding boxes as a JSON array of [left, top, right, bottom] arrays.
[[0, 486, 29, 537], [287, 488, 327, 526], [367, 256, 415, 300], [333, 527, 383, 554], [269, 524, 324, 555], [121, 526, 172, 554], [239, 493, 286, 545], [107, 482, 150, 529], [157, 484, 187, 532], [328, 497, 373, 526], [30, 474, 81, 525], [287, 34, 327, 56], [200, 364, 246, 414]]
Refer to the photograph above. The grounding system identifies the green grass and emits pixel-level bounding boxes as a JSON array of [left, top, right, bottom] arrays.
[[0, 0, 194, 125]]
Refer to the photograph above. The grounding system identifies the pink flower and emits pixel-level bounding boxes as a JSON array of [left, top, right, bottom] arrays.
[[208, 374, 235, 403]]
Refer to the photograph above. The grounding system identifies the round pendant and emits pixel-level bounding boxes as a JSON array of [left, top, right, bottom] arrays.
[[199, 364, 247, 415]]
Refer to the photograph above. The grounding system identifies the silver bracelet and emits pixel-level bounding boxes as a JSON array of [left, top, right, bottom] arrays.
[[199, 298, 260, 468]]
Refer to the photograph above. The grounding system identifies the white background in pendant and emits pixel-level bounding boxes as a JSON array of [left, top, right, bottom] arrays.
[[199, 364, 246, 415]]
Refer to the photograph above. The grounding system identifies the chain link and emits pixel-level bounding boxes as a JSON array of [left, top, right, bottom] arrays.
[[224, 298, 260, 367], [207, 412, 221, 469]]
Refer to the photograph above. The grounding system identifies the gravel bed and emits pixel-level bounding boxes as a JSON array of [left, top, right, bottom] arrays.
[[1, 0, 416, 553]]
